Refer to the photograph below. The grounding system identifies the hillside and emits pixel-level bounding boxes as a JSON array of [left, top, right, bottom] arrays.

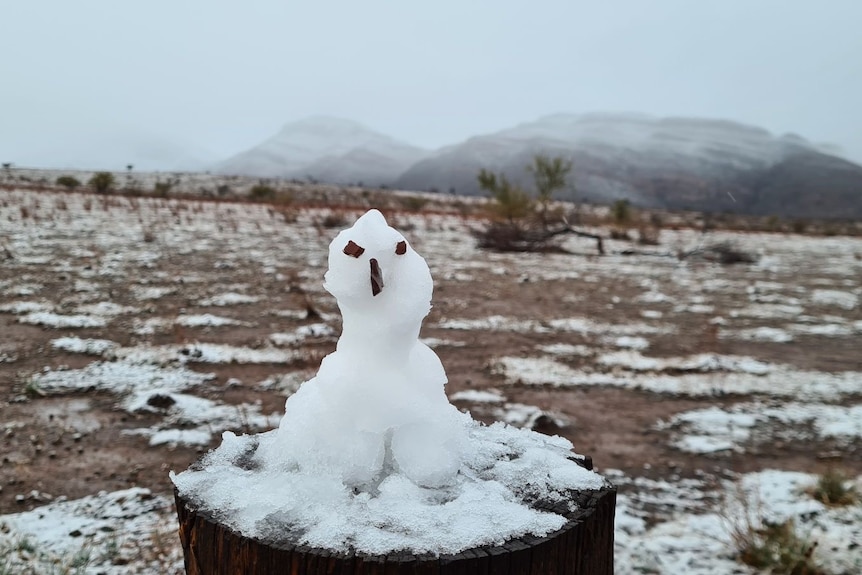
[[213, 113, 862, 220], [394, 114, 862, 219], [214, 116, 428, 185]]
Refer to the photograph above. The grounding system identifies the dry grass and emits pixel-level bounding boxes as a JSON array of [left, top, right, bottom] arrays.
[[720, 481, 826, 574], [810, 468, 857, 507]]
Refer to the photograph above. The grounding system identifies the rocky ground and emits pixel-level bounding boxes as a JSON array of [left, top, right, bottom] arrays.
[[1, 188, 860, 573]]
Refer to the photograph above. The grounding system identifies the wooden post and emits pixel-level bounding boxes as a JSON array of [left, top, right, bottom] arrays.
[[175, 457, 616, 574]]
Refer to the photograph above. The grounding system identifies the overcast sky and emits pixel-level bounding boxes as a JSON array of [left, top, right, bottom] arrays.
[[1, 0, 861, 169]]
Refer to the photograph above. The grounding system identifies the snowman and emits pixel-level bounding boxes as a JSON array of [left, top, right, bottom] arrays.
[[273, 209, 467, 489]]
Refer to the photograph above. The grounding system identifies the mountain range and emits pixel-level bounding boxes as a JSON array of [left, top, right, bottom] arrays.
[[214, 114, 862, 220]]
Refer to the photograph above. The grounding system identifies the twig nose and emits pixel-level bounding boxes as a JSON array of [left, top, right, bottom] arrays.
[[370, 258, 384, 296]]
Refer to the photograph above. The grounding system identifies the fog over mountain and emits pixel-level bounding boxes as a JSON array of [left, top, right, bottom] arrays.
[[214, 113, 862, 220]]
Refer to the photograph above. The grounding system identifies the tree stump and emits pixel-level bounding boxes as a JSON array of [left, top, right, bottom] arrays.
[[175, 456, 616, 574]]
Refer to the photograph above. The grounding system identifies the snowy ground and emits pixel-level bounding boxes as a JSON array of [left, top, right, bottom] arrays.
[[1, 187, 861, 572]]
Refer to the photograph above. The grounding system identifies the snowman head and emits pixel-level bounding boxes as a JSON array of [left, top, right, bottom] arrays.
[[324, 210, 432, 324]]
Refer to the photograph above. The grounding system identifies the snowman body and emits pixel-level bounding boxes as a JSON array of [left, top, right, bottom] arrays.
[[275, 210, 465, 488]]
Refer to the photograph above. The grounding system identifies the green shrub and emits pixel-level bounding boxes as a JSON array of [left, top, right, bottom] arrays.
[[153, 181, 172, 197], [56, 175, 81, 189], [88, 172, 115, 194], [249, 184, 276, 200]]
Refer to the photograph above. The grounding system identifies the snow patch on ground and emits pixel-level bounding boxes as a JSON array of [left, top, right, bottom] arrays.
[[661, 401, 862, 454], [19, 312, 108, 328], [811, 289, 858, 310], [450, 389, 506, 403], [115, 343, 299, 365], [0, 488, 183, 575], [493, 356, 862, 400], [51, 336, 117, 356], [131, 285, 176, 300], [198, 292, 260, 306], [0, 300, 52, 314], [270, 323, 336, 346], [175, 313, 246, 327], [30, 361, 214, 395], [614, 469, 862, 575], [724, 326, 794, 343]]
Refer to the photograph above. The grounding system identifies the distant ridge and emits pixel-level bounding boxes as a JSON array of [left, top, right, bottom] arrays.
[[214, 116, 428, 186], [215, 113, 862, 220]]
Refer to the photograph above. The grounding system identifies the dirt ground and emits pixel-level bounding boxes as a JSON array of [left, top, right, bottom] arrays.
[[1, 189, 861, 515]]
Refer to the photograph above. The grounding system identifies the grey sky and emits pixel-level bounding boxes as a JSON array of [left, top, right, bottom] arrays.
[[2, 0, 861, 169]]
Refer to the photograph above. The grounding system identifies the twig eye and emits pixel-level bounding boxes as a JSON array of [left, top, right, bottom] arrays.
[[343, 240, 364, 258], [395, 241, 407, 255]]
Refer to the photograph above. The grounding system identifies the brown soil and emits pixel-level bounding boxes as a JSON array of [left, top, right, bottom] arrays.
[[2, 193, 861, 514]]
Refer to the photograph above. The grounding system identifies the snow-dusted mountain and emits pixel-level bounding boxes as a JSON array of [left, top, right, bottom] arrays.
[[394, 113, 862, 218], [214, 116, 428, 185], [212, 113, 862, 219]]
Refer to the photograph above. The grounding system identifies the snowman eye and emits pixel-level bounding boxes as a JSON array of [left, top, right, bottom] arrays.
[[343, 240, 365, 258], [395, 241, 407, 255]]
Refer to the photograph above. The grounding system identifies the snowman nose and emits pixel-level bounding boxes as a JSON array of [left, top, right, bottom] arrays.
[[370, 258, 384, 296]]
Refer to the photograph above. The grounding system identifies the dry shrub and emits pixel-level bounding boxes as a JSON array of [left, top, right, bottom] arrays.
[[810, 468, 857, 506], [721, 480, 826, 575]]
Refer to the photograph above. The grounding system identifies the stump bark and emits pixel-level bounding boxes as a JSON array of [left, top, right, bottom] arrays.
[[175, 457, 616, 574]]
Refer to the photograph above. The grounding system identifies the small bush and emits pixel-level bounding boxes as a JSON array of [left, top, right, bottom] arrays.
[[249, 184, 276, 200], [811, 468, 857, 506], [88, 172, 115, 194], [705, 242, 758, 264], [401, 195, 428, 212], [153, 181, 172, 197], [611, 199, 632, 225], [56, 175, 81, 189], [321, 211, 347, 229], [735, 519, 824, 574]]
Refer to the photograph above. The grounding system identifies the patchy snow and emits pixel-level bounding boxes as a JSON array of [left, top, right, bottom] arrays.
[[537, 343, 594, 357], [131, 317, 173, 335], [661, 401, 862, 453], [51, 336, 117, 356], [131, 285, 176, 300], [175, 313, 245, 327], [30, 361, 214, 395], [115, 343, 299, 365], [549, 317, 675, 336], [640, 310, 664, 319], [420, 337, 466, 348], [198, 292, 260, 306], [0, 488, 183, 574], [75, 301, 140, 316], [19, 312, 108, 328], [788, 322, 855, 337], [730, 303, 805, 320], [269, 323, 336, 346], [596, 351, 772, 375], [615, 469, 862, 575], [492, 403, 569, 430], [607, 336, 650, 350], [123, 390, 280, 447], [449, 389, 506, 403], [726, 326, 794, 343], [811, 289, 858, 310], [0, 300, 52, 314], [493, 356, 862, 400], [436, 315, 548, 333]]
